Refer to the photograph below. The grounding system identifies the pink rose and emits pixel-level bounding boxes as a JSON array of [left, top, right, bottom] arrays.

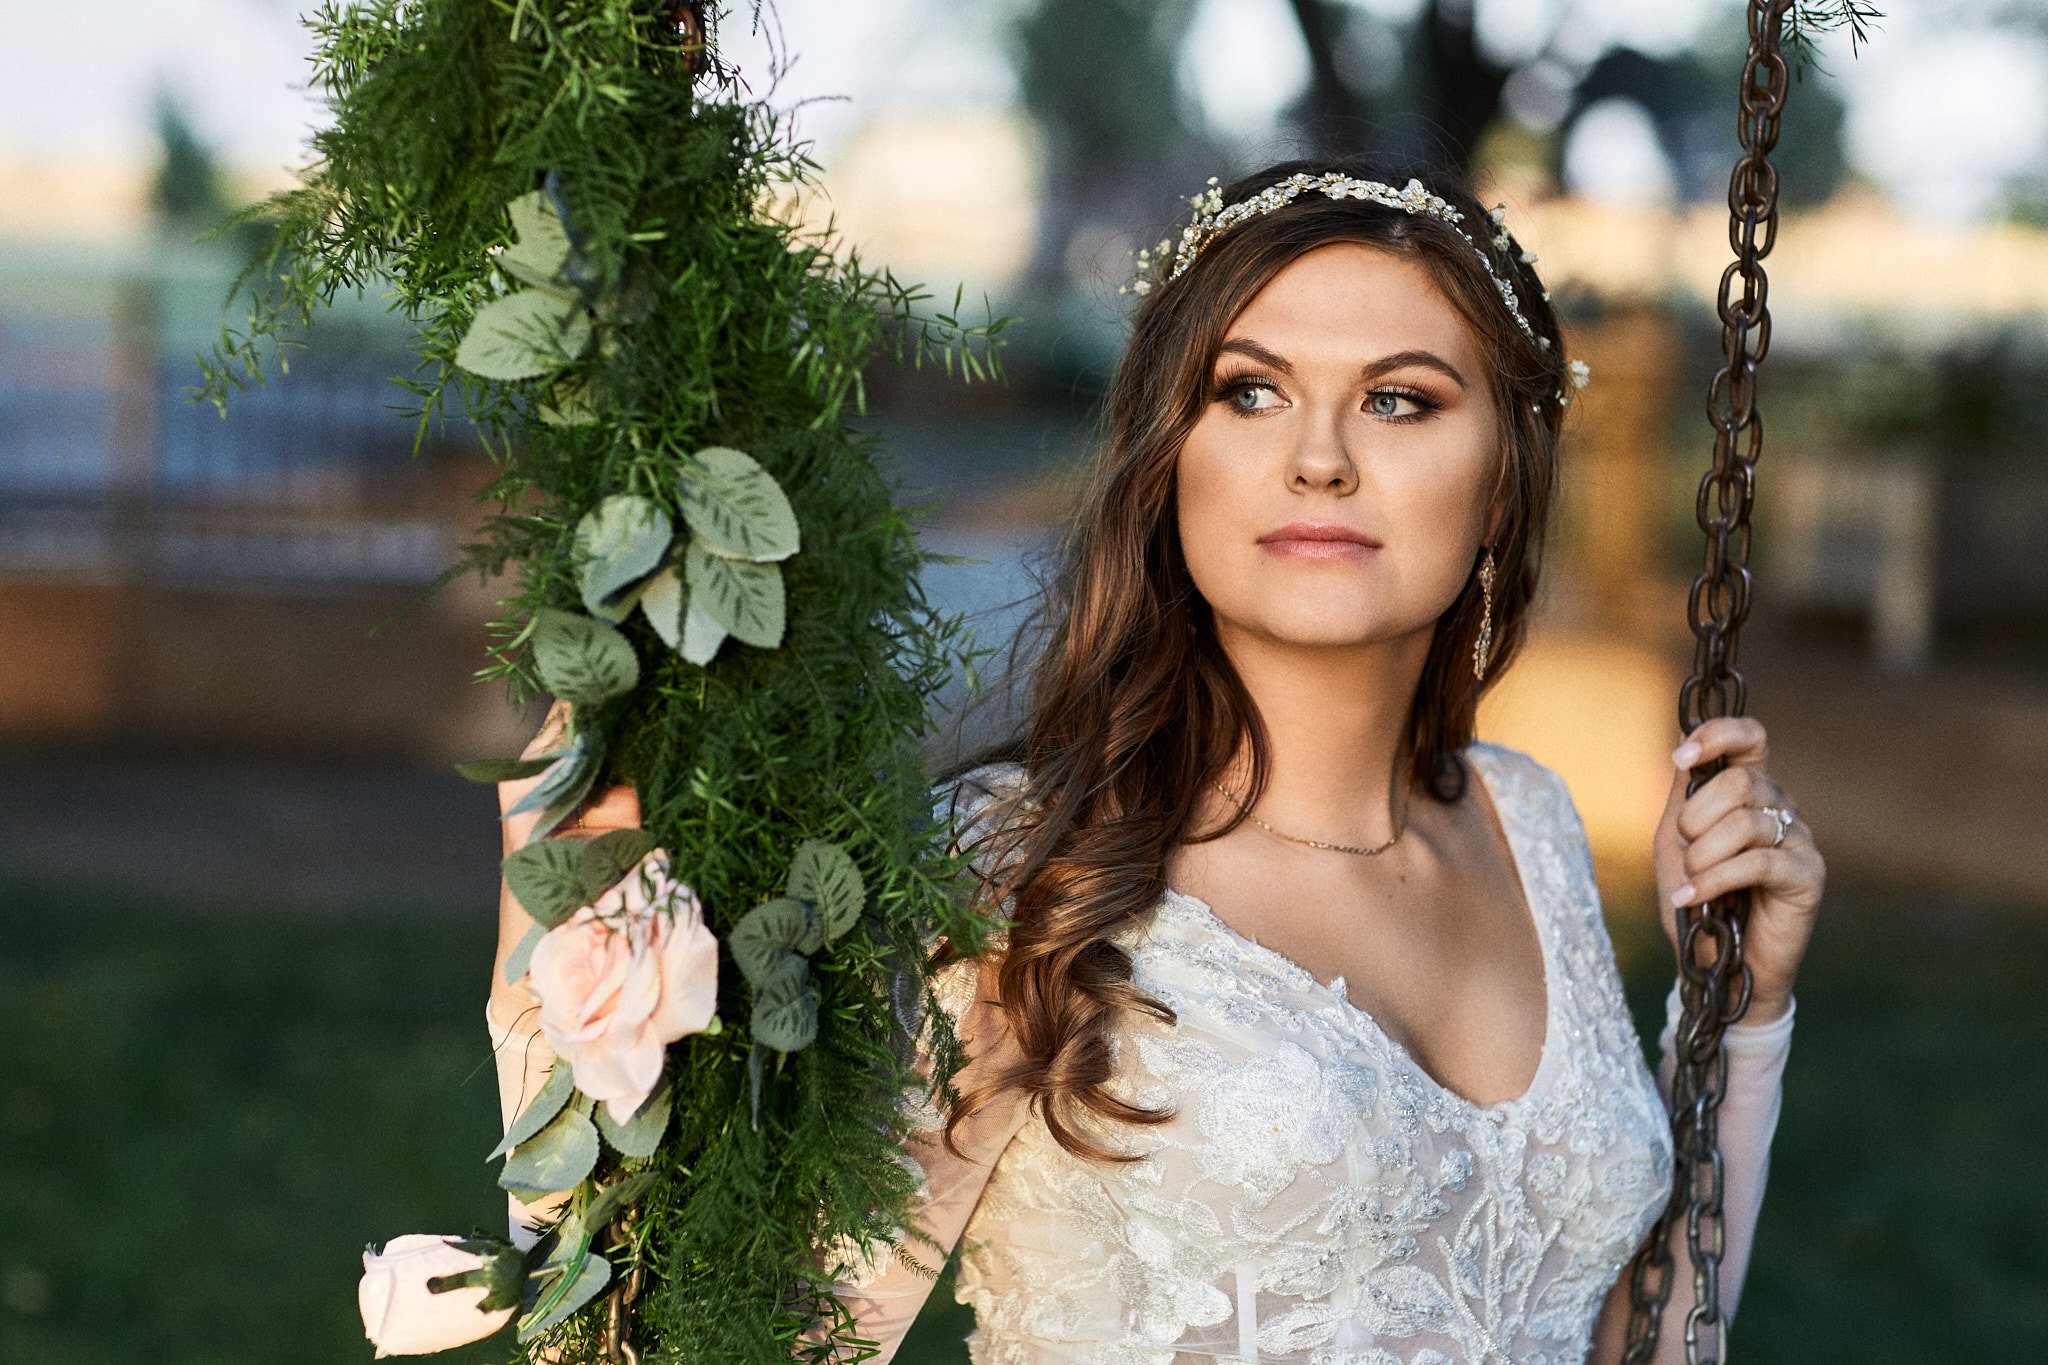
[[528, 848, 719, 1118], [358, 1234, 515, 1356]]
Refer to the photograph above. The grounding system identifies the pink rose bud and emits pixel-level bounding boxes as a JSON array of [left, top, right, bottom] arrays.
[[528, 848, 719, 1118], [358, 1234, 516, 1356]]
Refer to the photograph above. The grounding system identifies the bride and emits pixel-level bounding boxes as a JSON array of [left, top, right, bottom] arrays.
[[488, 156, 1825, 1363]]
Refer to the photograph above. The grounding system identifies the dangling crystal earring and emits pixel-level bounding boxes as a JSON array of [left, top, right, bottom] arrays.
[[1472, 547, 1496, 681]]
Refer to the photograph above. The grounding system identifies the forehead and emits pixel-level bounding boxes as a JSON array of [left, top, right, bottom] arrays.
[[1218, 241, 1483, 369]]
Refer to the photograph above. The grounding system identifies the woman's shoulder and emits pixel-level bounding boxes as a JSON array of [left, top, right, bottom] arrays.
[[929, 760, 1034, 845], [1462, 739, 1584, 834]]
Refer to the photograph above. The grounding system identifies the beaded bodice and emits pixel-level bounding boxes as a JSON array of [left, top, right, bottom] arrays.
[[852, 742, 1674, 1364]]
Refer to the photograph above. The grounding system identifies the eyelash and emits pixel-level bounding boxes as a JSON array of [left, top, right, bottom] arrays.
[[1208, 371, 1442, 424]]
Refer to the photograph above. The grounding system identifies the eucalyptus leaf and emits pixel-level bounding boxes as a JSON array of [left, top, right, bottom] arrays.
[[596, 1085, 672, 1159], [502, 921, 544, 986], [575, 494, 672, 622], [582, 1170, 656, 1232], [538, 371, 600, 426], [488, 1061, 575, 1160], [501, 731, 596, 821], [526, 749, 603, 846], [517, 1248, 611, 1343], [731, 897, 817, 984], [685, 539, 784, 649], [679, 599, 726, 666], [637, 564, 685, 651], [751, 968, 818, 1053], [579, 829, 658, 897], [531, 607, 639, 705], [499, 1099, 600, 1198], [456, 754, 560, 783], [503, 837, 591, 928], [501, 189, 574, 289], [788, 840, 864, 944], [678, 446, 800, 561], [454, 289, 592, 381]]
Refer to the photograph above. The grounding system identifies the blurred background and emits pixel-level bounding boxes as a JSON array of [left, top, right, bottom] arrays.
[[3, 0, 2044, 1360]]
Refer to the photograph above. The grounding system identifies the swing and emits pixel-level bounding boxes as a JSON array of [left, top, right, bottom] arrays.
[[228, 0, 1813, 1356], [1614, 2, 1795, 1361], [604, 4, 1800, 1361]]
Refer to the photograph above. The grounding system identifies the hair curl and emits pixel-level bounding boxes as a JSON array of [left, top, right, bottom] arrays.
[[929, 154, 1572, 1163]]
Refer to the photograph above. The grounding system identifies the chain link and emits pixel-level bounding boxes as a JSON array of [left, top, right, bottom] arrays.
[[1620, 2, 1790, 1361]]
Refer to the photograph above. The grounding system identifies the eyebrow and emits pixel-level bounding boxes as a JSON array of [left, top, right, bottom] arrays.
[[1214, 337, 1468, 392]]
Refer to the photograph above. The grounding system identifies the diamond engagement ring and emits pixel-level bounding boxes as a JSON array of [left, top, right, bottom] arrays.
[[1761, 804, 1792, 848]]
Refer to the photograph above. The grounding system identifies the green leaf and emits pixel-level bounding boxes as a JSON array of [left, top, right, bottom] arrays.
[[531, 607, 639, 705], [731, 897, 817, 984], [680, 599, 726, 666], [678, 446, 800, 561], [582, 1170, 656, 1233], [456, 754, 561, 783], [751, 967, 817, 1053], [638, 564, 685, 651], [574, 494, 672, 622], [579, 830, 658, 897], [427, 1239, 526, 1313], [499, 190, 574, 292], [454, 290, 592, 381], [488, 1061, 574, 1160], [685, 538, 784, 649], [788, 840, 864, 944], [517, 1248, 611, 1342], [502, 732, 596, 820], [499, 1099, 600, 1199], [502, 921, 544, 986], [503, 837, 590, 928], [538, 373, 599, 426], [596, 1085, 671, 1158]]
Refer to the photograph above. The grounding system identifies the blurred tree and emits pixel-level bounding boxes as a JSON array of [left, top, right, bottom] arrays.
[[150, 90, 234, 229], [1005, 0, 1220, 376]]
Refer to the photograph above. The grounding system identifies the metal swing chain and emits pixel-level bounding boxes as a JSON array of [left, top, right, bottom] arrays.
[[1620, 1, 1791, 1362]]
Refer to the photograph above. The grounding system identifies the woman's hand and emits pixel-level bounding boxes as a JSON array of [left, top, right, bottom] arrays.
[[490, 700, 644, 1017], [498, 699, 643, 854], [1650, 716, 1826, 1025]]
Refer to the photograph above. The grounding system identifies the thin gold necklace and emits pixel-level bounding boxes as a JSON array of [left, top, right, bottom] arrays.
[[1212, 776, 1410, 856]]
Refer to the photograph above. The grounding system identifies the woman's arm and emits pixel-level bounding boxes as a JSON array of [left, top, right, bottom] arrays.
[[1590, 715, 1822, 1361], [796, 945, 1032, 1363], [1587, 983, 1796, 1362], [487, 699, 641, 1246]]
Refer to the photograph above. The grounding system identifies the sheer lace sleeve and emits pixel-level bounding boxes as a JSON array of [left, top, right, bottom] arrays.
[[1652, 978, 1797, 1327]]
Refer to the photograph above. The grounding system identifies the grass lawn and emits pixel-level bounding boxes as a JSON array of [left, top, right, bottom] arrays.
[[1, 875, 2041, 1363]]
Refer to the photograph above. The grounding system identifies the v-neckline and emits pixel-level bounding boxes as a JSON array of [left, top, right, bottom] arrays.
[[1158, 743, 1559, 1117]]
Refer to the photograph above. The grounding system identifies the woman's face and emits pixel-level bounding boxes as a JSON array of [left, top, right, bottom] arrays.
[[1174, 240, 1503, 656]]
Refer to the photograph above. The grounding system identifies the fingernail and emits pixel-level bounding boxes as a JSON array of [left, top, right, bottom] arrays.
[[1672, 883, 1696, 907], [1672, 741, 1702, 767]]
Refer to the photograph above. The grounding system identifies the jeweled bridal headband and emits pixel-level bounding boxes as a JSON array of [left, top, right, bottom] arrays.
[[1123, 172, 1592, 409]]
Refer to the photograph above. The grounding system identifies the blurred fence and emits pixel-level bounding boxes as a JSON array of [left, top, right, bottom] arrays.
[[0, 275, 454, 590], [0, 254, 525, 759]]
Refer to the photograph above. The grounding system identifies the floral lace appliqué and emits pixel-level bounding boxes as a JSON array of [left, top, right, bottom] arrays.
[[940, 745, 1675, 1364]]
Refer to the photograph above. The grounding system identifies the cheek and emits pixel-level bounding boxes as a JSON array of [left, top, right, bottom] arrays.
[[1172, 424, 1255, 586]]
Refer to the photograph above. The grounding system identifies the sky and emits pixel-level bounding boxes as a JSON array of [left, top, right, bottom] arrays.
[[1, 0, 2044, 228]]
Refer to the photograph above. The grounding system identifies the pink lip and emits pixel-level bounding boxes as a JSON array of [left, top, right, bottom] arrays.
[[1258, 521, 1382, 560]]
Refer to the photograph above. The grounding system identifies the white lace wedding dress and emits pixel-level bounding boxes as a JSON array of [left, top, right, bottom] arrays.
[[486, 741, 1796, 1364], [816, 743, 1797, 1364]]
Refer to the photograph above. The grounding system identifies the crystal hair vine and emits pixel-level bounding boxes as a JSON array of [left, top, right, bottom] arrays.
[[1123, 172, 1593, 410]]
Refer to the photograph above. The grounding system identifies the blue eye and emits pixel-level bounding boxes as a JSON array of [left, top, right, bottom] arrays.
[[1214, 375, 1283, 413], [1368, 391, 1421, 418]]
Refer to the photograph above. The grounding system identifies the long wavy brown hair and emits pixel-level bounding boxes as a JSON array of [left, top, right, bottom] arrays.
[[928, 155, 1572, 1163]]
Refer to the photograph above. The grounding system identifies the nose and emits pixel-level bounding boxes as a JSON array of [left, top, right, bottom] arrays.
[[1286, 411, 1359, 494]]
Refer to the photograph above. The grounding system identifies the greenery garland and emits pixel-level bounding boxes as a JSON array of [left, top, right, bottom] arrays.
[[197, 2, 1013, 1359]]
